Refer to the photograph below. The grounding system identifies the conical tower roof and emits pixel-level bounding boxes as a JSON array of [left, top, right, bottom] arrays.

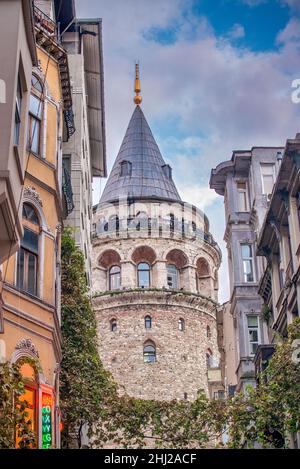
[[100, 105, 181, 204]]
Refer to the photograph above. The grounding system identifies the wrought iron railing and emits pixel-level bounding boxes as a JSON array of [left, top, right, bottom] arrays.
[[62, 166, 74, 216], [33, 4, 58, 40], [92, 216, 219, 250]]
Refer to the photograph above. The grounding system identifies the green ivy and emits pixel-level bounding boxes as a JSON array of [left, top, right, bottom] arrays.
[[61, 227, 300, 448], [0, 361, 36, 448]]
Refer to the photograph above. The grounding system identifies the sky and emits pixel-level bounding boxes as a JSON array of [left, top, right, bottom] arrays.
[[76, 0, 300, 303]]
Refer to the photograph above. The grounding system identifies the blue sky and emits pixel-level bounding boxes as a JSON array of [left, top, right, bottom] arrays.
[[76, 0, 300, 301], [145, 0, 292, 51]]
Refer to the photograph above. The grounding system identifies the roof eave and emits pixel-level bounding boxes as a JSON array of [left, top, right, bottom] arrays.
[[22, 0, 38, 66], [79, 19, 107, 178]]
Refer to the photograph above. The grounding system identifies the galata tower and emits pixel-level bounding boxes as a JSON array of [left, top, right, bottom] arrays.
[[92, 65, 223, 401]]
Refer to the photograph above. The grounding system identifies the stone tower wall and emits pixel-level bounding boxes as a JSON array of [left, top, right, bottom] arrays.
[[92, 199, 223, 401]]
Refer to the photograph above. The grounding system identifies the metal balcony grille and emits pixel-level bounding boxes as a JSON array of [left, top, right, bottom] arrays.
[[62, 165, 74, 215]]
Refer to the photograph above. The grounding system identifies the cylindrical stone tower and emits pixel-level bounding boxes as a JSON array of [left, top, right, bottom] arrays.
[[92, 86, 223, 401]]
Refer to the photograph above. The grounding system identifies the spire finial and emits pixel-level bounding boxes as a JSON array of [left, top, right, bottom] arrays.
[[134, 62, 142, 105]]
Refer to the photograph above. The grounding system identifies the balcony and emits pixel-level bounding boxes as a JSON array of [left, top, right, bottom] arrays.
[[92, 216, 220, 253], [33, 4, 58, 41], [254, 344, 275, 385], [62, 166, 74, 217]]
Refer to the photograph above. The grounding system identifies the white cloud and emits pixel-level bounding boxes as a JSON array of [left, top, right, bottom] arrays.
[[77, 0, 300, 302], [227, 23, 245, 40]]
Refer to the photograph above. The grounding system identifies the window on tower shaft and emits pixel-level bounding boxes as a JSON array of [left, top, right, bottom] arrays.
[[145, 315, 152, 329], [137, 262, 150, 288]]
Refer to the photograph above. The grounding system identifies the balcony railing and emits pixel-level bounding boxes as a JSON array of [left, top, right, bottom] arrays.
[[33, 4, 58, 41], [62, 166, 74, 216], [92, 216, 220, 250]]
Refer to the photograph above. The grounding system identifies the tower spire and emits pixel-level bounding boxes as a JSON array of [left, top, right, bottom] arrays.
[[134, 62, 142, 105]]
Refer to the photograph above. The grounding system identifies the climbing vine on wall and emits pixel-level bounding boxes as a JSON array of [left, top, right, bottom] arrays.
[[61, 227, 300, 448]]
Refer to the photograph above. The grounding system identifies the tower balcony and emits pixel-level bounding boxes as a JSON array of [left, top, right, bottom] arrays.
[[92, 216, 221, 254]]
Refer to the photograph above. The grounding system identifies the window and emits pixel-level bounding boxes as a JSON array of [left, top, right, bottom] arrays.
[[206, 352, 212, 369], [162, 164, 172, 179], [109, 265, 121, 290], [15, 362, 38, 448], [297, 193, 300, 230], [236, 181, 248, 212], [241, 244, 254, 282], [120, 160, 132, 177], [16, 204, 39, 296], [14, 75, 22, 145], [213, 390, 225, 400], [178, 318, 185, 331], [137, 262, 150, 288], [145, 315, 152, 329], [110, 318, 117, 332], [143, 342, 156, 363], [247, 315, 259, 355], [167, 264, 178, 289], [260, 163, 275, 196], [28, 75, 43, 155], [207, 325, 211, 339]]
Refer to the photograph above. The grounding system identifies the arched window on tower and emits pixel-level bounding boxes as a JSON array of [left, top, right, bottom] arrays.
[[109, 265, 121, 290], [28, 74, 44, 155], [16, 203, 40, 296], [137, 262, 150, 288], [178, 318, 185, 331], [143, 341, 156, 363], [110, 318, 117, 332], [167, 264, 178, 289], [206, 351, 212, 369], [207, 325, 211, 339], [144, 315, 152, 329], [196, 258, 211, 297]]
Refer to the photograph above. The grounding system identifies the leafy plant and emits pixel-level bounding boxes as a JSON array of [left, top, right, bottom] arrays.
[[0, 361, 36, 448]]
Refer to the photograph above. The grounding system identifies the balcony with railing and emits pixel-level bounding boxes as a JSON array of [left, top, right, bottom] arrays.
[[33, 4, 58, 41], [92, 216, 220, 252], [62, 166, 74, 217]]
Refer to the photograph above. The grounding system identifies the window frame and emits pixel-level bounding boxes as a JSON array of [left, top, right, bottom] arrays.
[[144, 315, 152, 330], [167, 263, 178, 289], [137, 262, 150, 288], [241, 243, 255, 283], [109, 265, 121, 291], [143, 342, 156, 363], [178, 318, 185, 331], [110, 318, 117, 332], [14, 74, 22, 146], [260, 163, 276, 197], [236, 180, 249, 212], [120, 160, 132, 177], [28, 75, 44, 156], [16, 203, 40, 296], [246, 314, 260, 356], [15, 362, 38, 448]]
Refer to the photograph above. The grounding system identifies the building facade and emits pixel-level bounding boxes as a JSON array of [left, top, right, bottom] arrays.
[[257, 134, 300, 341], [0, 0, 37, 263], [60, 17, 107, 288], [210, 146, 284, 392], [92, 74, 223, 402], [0, 0, 74, 448]]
